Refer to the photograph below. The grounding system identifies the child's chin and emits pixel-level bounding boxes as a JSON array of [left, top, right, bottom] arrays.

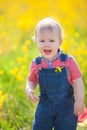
[[45, 56, 52, 60]]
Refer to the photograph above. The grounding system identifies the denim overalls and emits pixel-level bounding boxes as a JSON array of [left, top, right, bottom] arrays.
[[32, 53, 78, 130]]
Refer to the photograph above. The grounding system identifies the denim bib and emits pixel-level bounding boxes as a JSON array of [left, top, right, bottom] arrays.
[[33, 53, 78, 130], [36, 53, 74, 103]]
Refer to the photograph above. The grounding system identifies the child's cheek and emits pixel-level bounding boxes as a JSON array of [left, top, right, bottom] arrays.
[[52, 43, 59, 48], [37, 43, 43, 48]]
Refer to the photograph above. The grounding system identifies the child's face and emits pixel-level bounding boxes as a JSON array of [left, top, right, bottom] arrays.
[[36, 28, 61, 60]]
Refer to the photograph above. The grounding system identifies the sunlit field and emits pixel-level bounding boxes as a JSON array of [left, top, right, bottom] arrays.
[[0, 0, 87, 129]]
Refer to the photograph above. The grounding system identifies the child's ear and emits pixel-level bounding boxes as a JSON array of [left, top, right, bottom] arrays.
[[59, 39, 62, 44]]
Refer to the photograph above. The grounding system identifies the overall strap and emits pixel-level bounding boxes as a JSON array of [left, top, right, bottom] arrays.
[[60, 52, 68, 62], [35, 57, 42, 65], [35, 53, 68, 64]]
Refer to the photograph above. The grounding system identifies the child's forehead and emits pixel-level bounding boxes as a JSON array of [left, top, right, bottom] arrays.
[[37, 28, 58, 40], [37, 24, 59, 36], [38, 23, 58, 32]]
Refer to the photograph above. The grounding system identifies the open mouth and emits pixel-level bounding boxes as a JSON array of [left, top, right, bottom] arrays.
[[44, 49, 52, 55]]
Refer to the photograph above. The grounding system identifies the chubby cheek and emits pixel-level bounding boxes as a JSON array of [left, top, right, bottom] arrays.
[[54, 42, 60, 48], [37, 43, 43, 49], [51, 45, 59, 51], [37, 46, 43, 54]]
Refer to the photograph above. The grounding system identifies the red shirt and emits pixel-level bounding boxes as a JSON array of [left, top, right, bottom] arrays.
[[28, 54, 82, 85]]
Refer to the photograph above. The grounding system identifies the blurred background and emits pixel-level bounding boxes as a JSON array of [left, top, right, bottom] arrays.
[[0, 0, 87, 129]]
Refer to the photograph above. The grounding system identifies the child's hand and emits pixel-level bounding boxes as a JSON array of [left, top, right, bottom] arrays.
[[26, 89, 39, 103], [74, 100, 84, 115]]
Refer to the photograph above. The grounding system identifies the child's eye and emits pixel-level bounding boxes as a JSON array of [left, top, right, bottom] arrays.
[[50, 40, 55, 42], [40, 40, 44, 42]]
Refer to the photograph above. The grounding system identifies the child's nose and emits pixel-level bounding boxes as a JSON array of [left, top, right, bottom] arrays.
[[45, 42, 50, 46]]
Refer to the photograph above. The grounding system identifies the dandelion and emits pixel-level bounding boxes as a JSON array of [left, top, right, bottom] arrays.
[[21, 65, 26, 71], [0, 90, 3, 95], [16, 73, 24, 81], [0, 70, 4, 75], [25, 40, 31, 45], [17, 57, 23, 64], [81, 42, 86, 49], [10, 68, 18, 76], [0, 90, 8, 109], [22, 45, 28, 52]]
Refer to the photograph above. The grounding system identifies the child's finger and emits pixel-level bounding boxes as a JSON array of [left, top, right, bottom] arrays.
[[26, 89, 40, 103], [29, 94, 39, 103], [74, 107, 84, 115], [32, 96, 40, 103], [74, 105, 79, 115], [34, 96, 40, 101], [74, 109, 78, 115], [28, 92, 35, 101]]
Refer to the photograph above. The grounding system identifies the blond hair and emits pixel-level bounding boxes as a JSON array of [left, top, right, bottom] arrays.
[[34, 17, 64, 41]]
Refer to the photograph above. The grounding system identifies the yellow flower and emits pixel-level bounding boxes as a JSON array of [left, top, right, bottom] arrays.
[[17, 57, 23, 64], [0, 90, 3, 95], [0, 70, 4, 75], [55, 66, 62, 72], [16, 73, 24, 81], [25, 40, 31, 45], [0, 90, 8, 109], [22, 45, 28, 52], [10, 68, 18, 76], [21, 65, 26, 71]]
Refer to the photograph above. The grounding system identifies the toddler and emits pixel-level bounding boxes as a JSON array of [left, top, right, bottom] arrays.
[[26, 17, 84, 130]]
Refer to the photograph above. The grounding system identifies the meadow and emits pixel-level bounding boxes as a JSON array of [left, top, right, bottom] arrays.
[[0, 0, 87, 129]]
